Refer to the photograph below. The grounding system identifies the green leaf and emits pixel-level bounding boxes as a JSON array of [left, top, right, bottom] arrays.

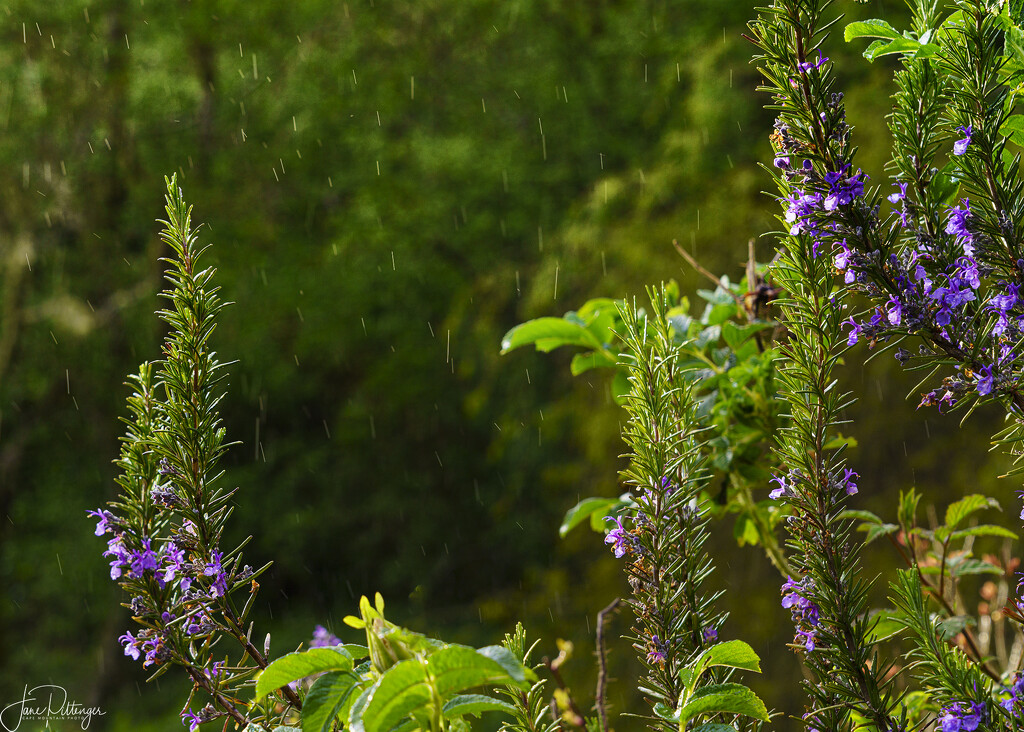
[[570, 350, 617, 375], [837, 509, 883, 525], [349, 659, 432, 732], [867, 610, 905, 643], [950, 524, 1018, 540], [863, 36, 924, 60], [823, 433, 858, 450], [256, 647, 355, 698], [500, 318, 604, 355], [429, 645, 532, 697], [945, 495, 999, 530], [844, 19, 901, 41], [936, 615, 975, 640], [863, 523, 899, 544], [1001, 115, 1024, 147], [692, 726, 738, 732], [653, 702, 679, 722], [442, 694, 517, 719], [302, 671, 362, 732], [678, 684, 770, 726], [690, 640, 762, 682], [931, 163, 962, 205], [950, 558, 1004, 577], [559, 497, 621, 537]]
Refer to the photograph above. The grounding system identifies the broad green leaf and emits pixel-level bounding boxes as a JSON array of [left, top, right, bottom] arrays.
[[302, 671, 362, 732], [930, 163, 962, 205], [442, 694, 517, 719], [823, 433, 858, 450], [570, 350, 616, 376], [559, 497, 620, 538], [1001, 115, 1024, 147], [652, 702, 679, 722], [862, 523, 899, 544], [349, 659, 432, 732], [679, 684, 770, 726], [837, 509, 883, 525], [936, 615, 975, 640], [721, 321, 772, 351], [256, 647, 355, 698], [950, 524, 1018, 540], [950, 558, 1004, 577], [867, 610, 905, 643], [690, 640, 762, 683], [945, 495, 999, 530], [429, 645, 532, 697], [500, 318, 603, 355], [863, 36, 923, 60], [844, 19, 901, 41]]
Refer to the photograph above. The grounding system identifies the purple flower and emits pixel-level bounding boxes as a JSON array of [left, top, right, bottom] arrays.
[[977, 365, 994, 396], [781, 576, 819, 652], [769, 474, 791, 500], [702, 627, 718, 643], [203, 550, 228, 597], [842, 469, 858, 496], [946, 200, 974, 254], [886, 296, 902, 326], [953, 125, 972, 156], [160, 541, 188, 587], [104, 535, 131, 580], [311, 625, 341, 648], [887, 181, 907, 204], [988, 283, 1020, 336], [181, 708, 202, 732], [129, 539, 159, 578], [119, 631, 141, 661], [646, 635, 668, 664], [774, 155, 791, 169], [844, 317, 862, 346], [938, 701, 985, 732], [87, 509, 116, 536], [604, 515, 639, 558], [797, 51, 829, 73]]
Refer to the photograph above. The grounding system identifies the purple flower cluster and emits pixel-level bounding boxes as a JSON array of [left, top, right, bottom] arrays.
[[604, 515, 642, 558], [311, 625, 341, 648], [120, 628, 170, 667], [781, 576, 820, 652], [646, 634, 668, 665], [1001, 673, 1024, 716], [937, 700, 985, 732], [781, 164, 868, 249]]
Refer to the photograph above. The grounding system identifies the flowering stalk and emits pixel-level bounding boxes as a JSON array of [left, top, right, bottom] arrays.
[[608, 289, 725, 725], [89, 176, 300, 731], [748, 1, 900, 729]]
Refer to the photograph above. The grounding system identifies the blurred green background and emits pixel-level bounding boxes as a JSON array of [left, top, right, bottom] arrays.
[[1, 0, 1016, 729]]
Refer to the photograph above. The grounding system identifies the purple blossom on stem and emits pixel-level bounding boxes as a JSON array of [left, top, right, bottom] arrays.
[[886, 296, 902, 326], [769, 474, 791, 500], [129, 538, 159, 578], [181, 708, 202, 732], [646, 635, 668, 664], [702, 627, 718, 643], [976, 365, 994, 397], [104, 535, 131, 580], [842, 469, 858, 496], [988, 283, 1020, 336], [953, 125, 973, 156], [797, 51, 829, 73], [781, 576, 820, 652], [203, 550, 228, 597], [160, 541, 189, 588], [604, 515, 639, 558], [87, 509, 116, 536], [946, 200, 974, 254], [844, 317, 863, 346], [937, 701, 985, 732], [311, 625, 341, 648], [887, 181, 907, 204], [119, 631, 141, 661]]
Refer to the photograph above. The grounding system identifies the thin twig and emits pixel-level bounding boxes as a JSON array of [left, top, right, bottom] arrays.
[[595, 599, 621, 732], [672, 238, 744, 308]]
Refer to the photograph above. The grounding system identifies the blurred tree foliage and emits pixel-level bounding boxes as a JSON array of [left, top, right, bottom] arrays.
[[0, 0, 1014, 728]]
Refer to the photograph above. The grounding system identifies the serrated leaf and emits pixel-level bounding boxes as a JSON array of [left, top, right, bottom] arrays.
[[945, 495, 999, 530], [690, 640, 762, 682], [863, 523, 899, 544], [844, 19, 901, 41], [442, 694, 516, 719], [837, 509, 883, 525], [256, 647, 355, 698], [559, 497, 620, 538], [679, 683, 769, 725], [349, 659, 432, 732], [301, 671, 362, 732], [500, 318, 604, 355], [950, 524, 1018, 540]]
